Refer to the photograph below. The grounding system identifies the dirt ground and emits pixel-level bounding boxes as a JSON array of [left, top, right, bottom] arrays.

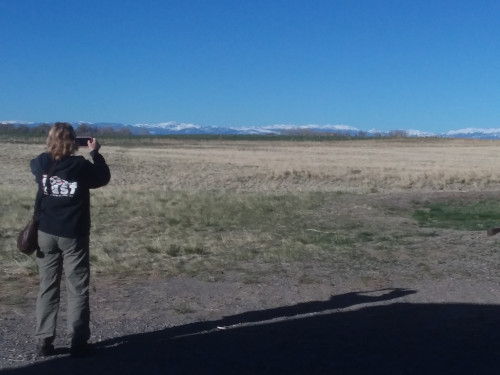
[[2, 191, 500, 374]]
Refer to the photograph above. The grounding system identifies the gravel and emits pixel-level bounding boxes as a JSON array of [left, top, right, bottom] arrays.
[[2, 272, 500, 374]]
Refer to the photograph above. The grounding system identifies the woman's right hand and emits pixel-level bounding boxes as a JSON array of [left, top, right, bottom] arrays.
[[88, 138, 101, 153]]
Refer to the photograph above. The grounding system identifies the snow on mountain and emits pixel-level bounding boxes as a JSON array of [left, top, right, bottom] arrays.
[[125, 122, 361, 135], [1, 120, 35, 125], [447, 127, 492, 135], [250, 124, 358, 131], [134, 122, 201, 131], [126, 122, 246, 135], [405, 129, 436, 137], [445, 128, 500, 139], [129, 122, 359, 135]]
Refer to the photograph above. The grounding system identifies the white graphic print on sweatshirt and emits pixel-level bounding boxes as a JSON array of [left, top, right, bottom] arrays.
[[42, 174, 78, 197]]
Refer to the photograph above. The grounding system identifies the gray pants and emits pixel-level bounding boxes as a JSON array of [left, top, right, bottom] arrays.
[[35, 231, 90, 345]]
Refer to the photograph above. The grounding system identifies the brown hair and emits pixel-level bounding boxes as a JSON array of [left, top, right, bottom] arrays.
[[46, 122, 78, 160]]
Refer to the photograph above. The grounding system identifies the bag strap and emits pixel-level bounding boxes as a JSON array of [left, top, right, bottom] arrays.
[[34, 160, 57, 216]]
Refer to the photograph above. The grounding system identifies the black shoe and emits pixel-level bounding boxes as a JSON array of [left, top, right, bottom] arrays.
[[36, 341, 55, 357], [70, 342, 94, 358]]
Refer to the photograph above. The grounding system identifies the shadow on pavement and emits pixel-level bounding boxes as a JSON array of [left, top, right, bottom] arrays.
[[3, 288, 500, 374]]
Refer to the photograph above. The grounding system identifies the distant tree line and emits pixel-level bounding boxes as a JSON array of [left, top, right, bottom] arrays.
[[0, 123, 132, 137]]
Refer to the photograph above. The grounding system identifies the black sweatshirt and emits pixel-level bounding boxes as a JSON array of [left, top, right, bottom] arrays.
[[30, 150, 111, 237]]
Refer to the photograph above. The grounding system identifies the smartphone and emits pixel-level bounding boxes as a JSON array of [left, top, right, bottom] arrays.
[[76, 137, 92, 147]]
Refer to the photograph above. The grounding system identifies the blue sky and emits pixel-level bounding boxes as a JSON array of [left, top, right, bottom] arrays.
[[1, 0, 499, 133]]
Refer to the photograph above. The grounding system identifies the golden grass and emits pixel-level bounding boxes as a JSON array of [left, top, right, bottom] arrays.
[[3, 138, 500, 194], [97, 138, 500, 193]]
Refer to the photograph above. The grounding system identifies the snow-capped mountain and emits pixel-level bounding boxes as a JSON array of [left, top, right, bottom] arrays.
[[126, 123, 367, 136], [3, 120, 500, 139], [444, 128, 500, 139], [131, 122, 246, 135]]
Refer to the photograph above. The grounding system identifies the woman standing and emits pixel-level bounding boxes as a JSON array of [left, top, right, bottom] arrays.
[[30, 122, 111, 357]]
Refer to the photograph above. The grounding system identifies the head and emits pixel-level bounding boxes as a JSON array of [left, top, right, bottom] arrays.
[[46, 122, 78, 160]]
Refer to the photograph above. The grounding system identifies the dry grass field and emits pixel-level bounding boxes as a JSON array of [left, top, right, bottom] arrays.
[[4, 137, 500, 192], [2, 137, 500, 288], [65, 137, 500, 192]]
